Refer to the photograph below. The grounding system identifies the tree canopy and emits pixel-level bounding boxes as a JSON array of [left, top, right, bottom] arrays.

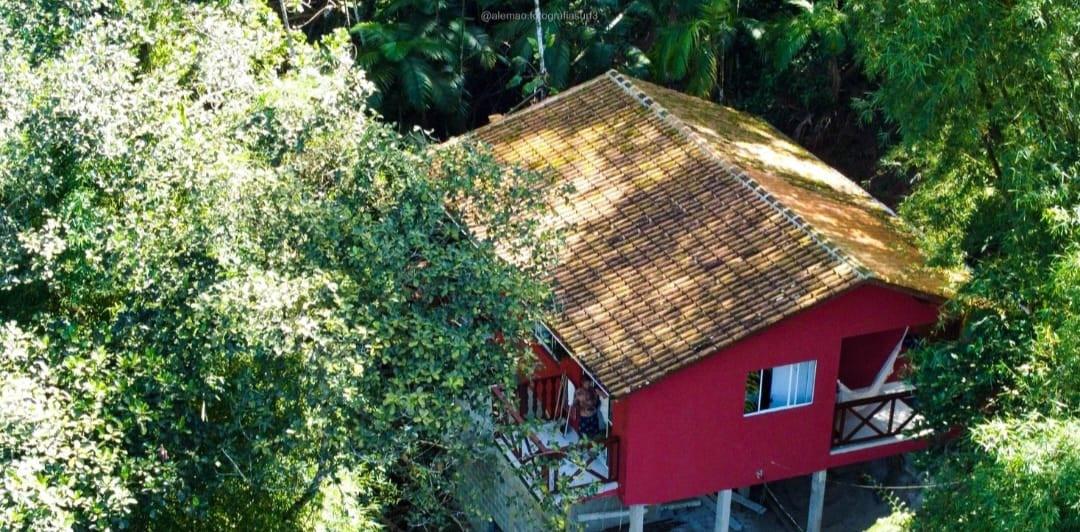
[[2, 0, 1078, 530], [853, 0, 1080, 528], [291, 0, 883, 183], [0, 1, 556, 528]]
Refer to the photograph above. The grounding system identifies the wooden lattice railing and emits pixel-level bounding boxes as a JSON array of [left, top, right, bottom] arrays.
[[832, 387, 918, 447], [492, 383, 619, 493]]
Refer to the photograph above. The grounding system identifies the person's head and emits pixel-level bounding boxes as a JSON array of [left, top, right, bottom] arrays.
[[581, 379, 597, 396]]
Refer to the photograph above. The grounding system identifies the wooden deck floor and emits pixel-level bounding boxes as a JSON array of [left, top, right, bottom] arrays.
[[497, 420, 618, 497]]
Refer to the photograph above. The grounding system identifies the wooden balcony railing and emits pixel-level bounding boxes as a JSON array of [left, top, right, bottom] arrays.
[[832, 387, 918, 447], [516, 373, 567, 422], [492, 383, 619, 493], [492, 384, 555, 462]]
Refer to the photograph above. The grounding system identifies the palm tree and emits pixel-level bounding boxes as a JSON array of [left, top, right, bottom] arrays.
[[488, 0, 630, 100], [351, 0, 497, 131], [767, 0, 849, 102], [628, 0, 753, 99]]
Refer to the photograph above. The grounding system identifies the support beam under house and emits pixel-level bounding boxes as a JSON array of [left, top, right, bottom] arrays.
[[714, 489, 732, 532], [628, 504, 646, 532], [807, 470, 827, 532]]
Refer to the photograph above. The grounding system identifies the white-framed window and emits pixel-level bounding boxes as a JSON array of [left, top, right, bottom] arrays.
[[744, 360, 816, 415]]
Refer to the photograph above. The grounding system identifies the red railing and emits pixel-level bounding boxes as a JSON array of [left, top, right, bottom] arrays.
[[586, 436, 619, 485], [516, 373, 568, 422], [492, 385, 556, 459], [492, 383, 619, 493], [832, 388, 918, 447]]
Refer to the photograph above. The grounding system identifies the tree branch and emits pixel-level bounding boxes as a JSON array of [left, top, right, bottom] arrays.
[[977, 81, 1005, 182], [276, 0, 291, 31], [285, 462, 333, 520]]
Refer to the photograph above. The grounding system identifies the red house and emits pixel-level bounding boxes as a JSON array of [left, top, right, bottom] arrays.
[[462, 72, 957, 531]]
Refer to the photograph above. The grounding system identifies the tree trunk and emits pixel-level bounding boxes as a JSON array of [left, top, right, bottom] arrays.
[[285, 463, 333, 520]]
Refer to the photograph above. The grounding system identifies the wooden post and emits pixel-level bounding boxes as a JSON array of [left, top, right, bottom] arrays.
[[714, 489, 732, 532], [807, 470, 827, 532], [628, 504, 646, 532]]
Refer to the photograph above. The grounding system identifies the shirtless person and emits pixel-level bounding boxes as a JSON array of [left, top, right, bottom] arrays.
[[573, 380, 603, 438]]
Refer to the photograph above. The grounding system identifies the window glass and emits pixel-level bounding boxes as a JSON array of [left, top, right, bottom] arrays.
[[534, 323, 554, 353], [744, 370, 762, 412], [534, 322, 570, 360], [745, 360, 816, 414]]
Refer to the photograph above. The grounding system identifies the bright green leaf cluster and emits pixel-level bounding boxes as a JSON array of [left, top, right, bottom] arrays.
[[0, 1, 555, 528], [852, 0, 1080, 528]]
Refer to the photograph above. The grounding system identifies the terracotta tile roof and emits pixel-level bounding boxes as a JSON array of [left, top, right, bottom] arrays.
[[465, 71, 956, 396]]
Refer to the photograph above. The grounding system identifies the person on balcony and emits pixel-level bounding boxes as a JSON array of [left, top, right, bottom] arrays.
[[571, 380, 604, 439]]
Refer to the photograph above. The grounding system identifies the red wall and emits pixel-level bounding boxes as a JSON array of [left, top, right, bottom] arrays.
[[837, 328, 907, 388], [529, 344, 584, 385], [615, 283, 938, 505]]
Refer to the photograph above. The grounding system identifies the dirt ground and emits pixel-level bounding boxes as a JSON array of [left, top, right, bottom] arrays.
[[748, 458, 921, 532], [601, 458, 922, 532]]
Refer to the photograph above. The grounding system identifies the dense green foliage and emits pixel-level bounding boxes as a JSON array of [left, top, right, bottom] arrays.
[[350, 0, 497, 130], [2, 0, 1077, 530], [294, 0, 883, 186], [0, 1, 556, 529], [923, 416, 1080, 531], [853, 0, 1080, 528]]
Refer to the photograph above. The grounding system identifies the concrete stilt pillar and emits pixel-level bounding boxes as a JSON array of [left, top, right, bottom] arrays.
[[807, 470, 827, 532], [714, 489, 732, 532], [628, 504, 646, 532]]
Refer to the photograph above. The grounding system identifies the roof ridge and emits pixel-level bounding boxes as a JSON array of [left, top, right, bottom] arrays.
[[604, 70, 872, 280], [453, 75, 614, 143], [623, 76, 901, 219]]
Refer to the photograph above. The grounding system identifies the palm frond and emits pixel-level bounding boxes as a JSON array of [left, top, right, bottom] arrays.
[[770, 16, 811, 70], [413, 38, 454, 63], [545, 40, 572, 88], [810, 5, 848, 56], [653, 24, 694, 81], [379, 41, 412, 62], [399, 57, 435, 111], [686, 45, 718, 97]]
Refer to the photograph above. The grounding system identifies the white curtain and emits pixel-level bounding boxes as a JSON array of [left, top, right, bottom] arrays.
[[769, 360, 815, 408], [794, 361, 815, 404]]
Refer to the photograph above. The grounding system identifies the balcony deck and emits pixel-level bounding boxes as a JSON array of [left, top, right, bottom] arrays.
[[491, 383, 619, 500], [831, 382, 929, 453], [497, 419, 618, 493]]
